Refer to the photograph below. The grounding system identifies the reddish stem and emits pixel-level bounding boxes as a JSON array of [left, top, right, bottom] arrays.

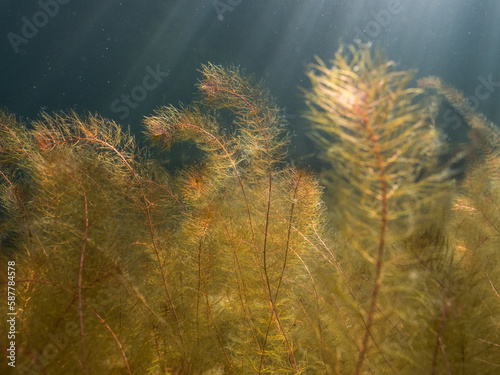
[[204, 83, 297, 371], [67, 172, 89, 374], [51, 136, 185, 346], [354, 107, 388, 375]]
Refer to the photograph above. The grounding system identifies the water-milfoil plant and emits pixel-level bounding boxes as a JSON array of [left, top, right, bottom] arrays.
[[0, 45, 499, 374]]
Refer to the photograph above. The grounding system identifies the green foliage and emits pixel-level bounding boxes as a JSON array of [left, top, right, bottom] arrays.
[[1, 46, 499, 374]]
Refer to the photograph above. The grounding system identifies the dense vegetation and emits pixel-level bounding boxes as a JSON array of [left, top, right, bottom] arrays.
[[1, 44, 499, 374]]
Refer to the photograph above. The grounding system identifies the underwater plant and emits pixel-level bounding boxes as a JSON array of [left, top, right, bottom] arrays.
[[304, 44, 500, 374], [0, 44, 499, 374]]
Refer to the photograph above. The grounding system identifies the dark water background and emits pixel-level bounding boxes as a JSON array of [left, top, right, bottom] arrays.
[[1, 0, 499, 163]]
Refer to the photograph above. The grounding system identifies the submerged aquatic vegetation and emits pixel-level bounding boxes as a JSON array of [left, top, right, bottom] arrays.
[[0, 45, 499, 374]]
